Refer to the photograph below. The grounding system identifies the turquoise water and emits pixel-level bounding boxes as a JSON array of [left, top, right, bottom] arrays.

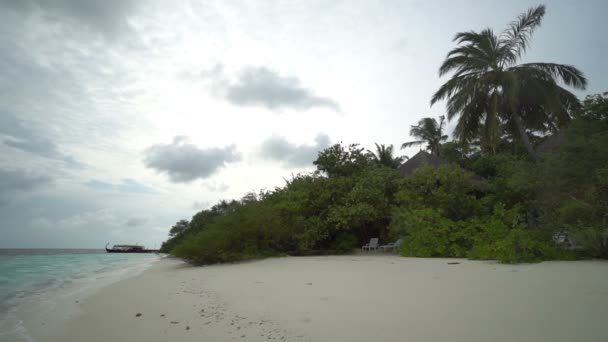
[[0, 249, 159, 342]]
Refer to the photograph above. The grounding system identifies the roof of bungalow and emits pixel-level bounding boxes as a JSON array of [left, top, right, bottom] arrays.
[[398, 150, 448, 176], [398, 150, 486, 183]]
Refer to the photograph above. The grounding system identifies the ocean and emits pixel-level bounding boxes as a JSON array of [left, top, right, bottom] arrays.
[[0, 249, 160, 342]]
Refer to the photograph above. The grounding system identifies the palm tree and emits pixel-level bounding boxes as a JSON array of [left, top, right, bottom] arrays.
[[431, 5, 586, 160], [370, 143, 403, 168], [401, 116, 449, 155]]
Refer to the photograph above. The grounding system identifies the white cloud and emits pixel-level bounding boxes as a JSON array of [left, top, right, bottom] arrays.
[[199, 65, 341, 112], [258, 133, 331, 168], [143, 136, 242, 183]]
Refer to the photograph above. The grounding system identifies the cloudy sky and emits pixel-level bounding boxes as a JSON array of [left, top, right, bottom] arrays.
[[0, 0, 606, 248]]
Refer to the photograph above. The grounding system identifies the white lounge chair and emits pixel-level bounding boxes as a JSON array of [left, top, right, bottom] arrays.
[[380, 239, 403, 252], [362, 238, 379, 251]]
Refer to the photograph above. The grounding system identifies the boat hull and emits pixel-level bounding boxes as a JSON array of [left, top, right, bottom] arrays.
[[105, 248, 159, 253]]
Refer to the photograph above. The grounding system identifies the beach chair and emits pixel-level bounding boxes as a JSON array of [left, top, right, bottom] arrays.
[[380, 239, 403, 252], [362, 238, 379, 251]]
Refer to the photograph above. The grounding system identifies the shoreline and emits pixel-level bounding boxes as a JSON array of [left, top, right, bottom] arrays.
[[33, 255, 608, 342], [12, 254, 161, 342]]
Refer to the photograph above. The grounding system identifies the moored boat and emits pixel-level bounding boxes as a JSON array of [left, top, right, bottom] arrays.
[[105, 243, 159, 253]]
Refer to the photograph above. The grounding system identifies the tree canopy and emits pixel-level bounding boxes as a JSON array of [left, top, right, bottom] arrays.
[[401, 116, 448, 155], [431, 5, 586, 159]]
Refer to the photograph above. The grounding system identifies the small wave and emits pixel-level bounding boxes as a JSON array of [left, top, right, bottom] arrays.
[[30, 279, 58, 290], [0, 252, 159, 342], [0, 303, 34, 342], [93, 266, 114, 274]]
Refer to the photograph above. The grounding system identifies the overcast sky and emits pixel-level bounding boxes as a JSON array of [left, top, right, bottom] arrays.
[[0, 0, 606, 248]]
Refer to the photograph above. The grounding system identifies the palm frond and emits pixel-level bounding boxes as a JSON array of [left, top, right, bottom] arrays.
[[513, 63, 587, 89], [400, 140, 425, 150], [441, 30, 499, 76], [453, 31, 483, 44], [443, 73, 494, 119], [370, 143, 401, 168], [499, 5, 545, 65], [431, 72, 483, 106]]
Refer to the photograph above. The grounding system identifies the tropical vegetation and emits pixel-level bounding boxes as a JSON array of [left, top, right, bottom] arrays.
[[401, 116, 448, 155], [431, 4, 586, 159], [370, 143, 404, 168], [161, 5, 606, 265]]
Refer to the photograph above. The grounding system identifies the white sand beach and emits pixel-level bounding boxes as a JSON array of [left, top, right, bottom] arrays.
[[30, 255, 608, 342]]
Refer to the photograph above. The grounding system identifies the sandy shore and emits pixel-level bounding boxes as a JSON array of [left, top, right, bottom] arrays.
[[31, 255, 608, 342]]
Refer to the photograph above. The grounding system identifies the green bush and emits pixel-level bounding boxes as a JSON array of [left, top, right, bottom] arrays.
[[496, 229, 563, 263], [333, 234, 358, 254], [469, 227, 563, 263], [394, 204, 566, 263], [468, 205, 570, 263], [568, 225, 608, 258], [394, 208, 477, 258], [396, 164, 482, 221], [172, 200, 293, 264], [173, 228, 250, 264]]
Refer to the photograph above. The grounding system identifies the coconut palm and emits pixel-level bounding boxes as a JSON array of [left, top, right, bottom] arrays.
[[370, 143, 403, 168], [431, 5, 586, 160], [401, 116, 449, 155]]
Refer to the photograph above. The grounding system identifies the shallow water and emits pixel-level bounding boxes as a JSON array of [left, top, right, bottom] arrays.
[[0, 249, 159, 342]]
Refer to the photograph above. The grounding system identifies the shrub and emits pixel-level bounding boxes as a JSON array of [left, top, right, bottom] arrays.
[[394, 204, 566, 263], [333, 234, 358, 254], [467, 205, 567, 263], [172, 201, 293, 264], [568, 225, 608, 258], [469, 228, 562, 263], [396, 165, 482, 221], [394, 208, 477, 258]]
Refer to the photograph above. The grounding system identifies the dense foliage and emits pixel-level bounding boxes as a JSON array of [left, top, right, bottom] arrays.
[[161, 5, 606, 265], [535, 93, 608, 257], [162, 93, 607, 265], [162, 146, 402, 262]]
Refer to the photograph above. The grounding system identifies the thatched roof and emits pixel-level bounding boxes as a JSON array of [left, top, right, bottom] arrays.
[[398, 151, 448, 176], [398, 150, 486, 184]]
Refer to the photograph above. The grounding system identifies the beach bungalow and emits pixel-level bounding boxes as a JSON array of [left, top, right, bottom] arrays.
[[398, 150, 447, 177], [398, 150, 487, 192]]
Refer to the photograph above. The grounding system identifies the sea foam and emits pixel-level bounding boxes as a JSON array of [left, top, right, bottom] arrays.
[[0, 249, 159, 342]]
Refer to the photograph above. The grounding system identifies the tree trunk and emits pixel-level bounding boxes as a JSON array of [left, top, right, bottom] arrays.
[[513, 114, 539, 162], [485, 92, 500, 154]]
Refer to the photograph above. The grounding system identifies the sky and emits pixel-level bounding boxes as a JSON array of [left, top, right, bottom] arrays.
[[0, 0, 606, 248]]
